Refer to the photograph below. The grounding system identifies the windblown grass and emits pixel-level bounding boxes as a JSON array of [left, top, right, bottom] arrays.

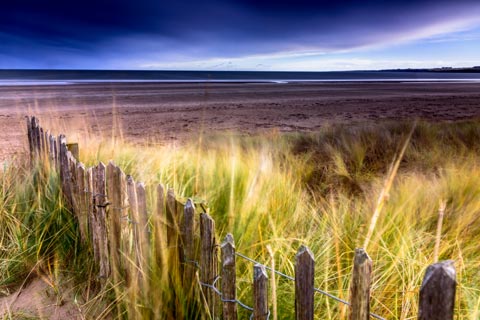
[[1, 120, 480, 319]]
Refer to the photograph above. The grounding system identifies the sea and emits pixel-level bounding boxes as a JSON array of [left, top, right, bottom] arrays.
[[1, 69, 480, 85]]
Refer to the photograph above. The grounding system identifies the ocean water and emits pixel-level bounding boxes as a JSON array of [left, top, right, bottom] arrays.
[[1, 69, 480, 85]]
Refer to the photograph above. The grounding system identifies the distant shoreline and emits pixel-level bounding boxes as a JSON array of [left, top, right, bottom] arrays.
[[2, 78, 480, 87], [1, 69, 480, 85]]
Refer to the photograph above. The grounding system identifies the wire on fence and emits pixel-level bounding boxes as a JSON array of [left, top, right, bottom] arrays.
[[235, 251, 385, 320], [186, 260, 259, 318]]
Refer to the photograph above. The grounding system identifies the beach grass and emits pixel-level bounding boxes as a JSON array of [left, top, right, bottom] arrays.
[[1, 120, 480, 319]]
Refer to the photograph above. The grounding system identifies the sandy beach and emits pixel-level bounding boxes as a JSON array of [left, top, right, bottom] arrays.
[[1, 81, 480, 161]]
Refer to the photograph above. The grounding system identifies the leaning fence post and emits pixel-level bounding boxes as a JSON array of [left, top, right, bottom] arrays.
[[221, 234, 237, 320], [253, 263, 268, 320], [200, 213, 219, 318], [349, 248, 372, 320], [295, 245, 314, 320], [418, 260, 456, 320]]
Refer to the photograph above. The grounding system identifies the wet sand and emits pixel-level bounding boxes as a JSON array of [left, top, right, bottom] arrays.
[[1, 81, 480, 161]]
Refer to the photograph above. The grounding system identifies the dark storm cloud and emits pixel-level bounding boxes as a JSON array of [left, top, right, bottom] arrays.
[[1, 0, 480, 68]]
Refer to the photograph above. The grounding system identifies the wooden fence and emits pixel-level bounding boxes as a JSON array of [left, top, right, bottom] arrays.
[[26, 116, 457, 320]]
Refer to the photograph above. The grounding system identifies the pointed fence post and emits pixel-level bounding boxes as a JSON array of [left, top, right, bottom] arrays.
[[200, 213, 219, 318], [295, 245, 314, 320], [221, 234, 237, 320], [349, 248, 372, 320], [253, 264, 268, 320], [418, 260, 456, 320]]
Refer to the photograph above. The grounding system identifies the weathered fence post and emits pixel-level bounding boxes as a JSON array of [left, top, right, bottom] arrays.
[[221, 234, 237, 320], [126, 175, 138, 255], [418, 260, 456, 320], [153, 184, 167, 269], [253, 263, 268, 320], [107, 162, 126, 275], [40, 127, 45, 156], [86, 167, 97, 258], [49, 134, 56, 165], [93, 162, 110, 279], [76, 162, 88, 243], [182, 199, 196, 294], [27, 117, 33, 159], [200, 213, 219, 318], [136, 182, 150, 265], [166, 188, 177, 247], [349, 248, 372, 320], [295, 245, 314, 320]]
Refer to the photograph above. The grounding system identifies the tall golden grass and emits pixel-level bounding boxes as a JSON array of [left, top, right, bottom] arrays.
[[1, 119, 480, 319]]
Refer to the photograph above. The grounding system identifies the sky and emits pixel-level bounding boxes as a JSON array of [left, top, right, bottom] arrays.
[[1, 0, 480, 70]]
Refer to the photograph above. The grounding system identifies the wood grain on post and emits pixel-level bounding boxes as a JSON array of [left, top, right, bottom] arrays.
[[126, 175, 138, 256], [86, 167, 98, 259], [349, 248, 372, 320], [107, 162, 125, 273], [182, 199, 196, 294], [49, 134, 56, 165], [418, 260, 456, 320], [154, 184, 166, 267], [94, 162, 110, 279], [27, 117, 33, 159], [200, 213, 219, 318], [295, 245, 314, 320], [136, 182, 150, 265], [166, 188, 177, 247], [59, 135, 75, 211], [67, 151, 78, 212], [76, 162, 88, 243], [45, 131, 50, 160], [221, 234, 237, 320], [40, 127, 45, 157], [32, 117, 40, 157], [253, 264, 268, 320]]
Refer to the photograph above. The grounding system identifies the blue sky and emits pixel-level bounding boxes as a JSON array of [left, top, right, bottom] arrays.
[[1, 0, 480, 70]]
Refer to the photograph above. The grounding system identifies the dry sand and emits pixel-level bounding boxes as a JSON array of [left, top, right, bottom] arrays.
[[1, 81, 480, 161]]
